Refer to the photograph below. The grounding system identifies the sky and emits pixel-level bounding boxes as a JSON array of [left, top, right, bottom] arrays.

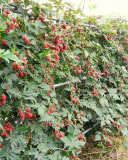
[[62, 0, 128, 18], [34, 0, 128, 19]]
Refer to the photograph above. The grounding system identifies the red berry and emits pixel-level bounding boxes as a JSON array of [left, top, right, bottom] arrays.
[[46, 55, 50, 61], [1, 40, 7, 45], [15, 23, 19, 28], [104, 129, 107, 133], [1, 94, 6, 101], [44, 78, 48, 82], [75, 56, 79, 60], [9, 25, 14, 30], [16, 73, 19, 77], [74, 111, 77, 114], [49, 122, 52, 126], [5, 9, 10, 14], [26, 107, 31, 112], [12, 17, 17, 22], [21, 116, 25, 121], [33, 115, 36, 120], [19, 72, 24, 77], [28, 112, 32, 118], [25, 37, 29, 42], [14, 52, 18, 56], [43, 43, 47, 48], [50, 63, 54, 68], [22, 35, 26, 39], [0, 143, 2, 148], [5, 21, 10, 25], [0, 101, 2, 106], [56, 123, 59, 127], [10, 22, 15, 26], [55, 129, 59, 134], [3, 13, 8, 17], [24, 72, 28, 75], [2, 101, 6, 104]]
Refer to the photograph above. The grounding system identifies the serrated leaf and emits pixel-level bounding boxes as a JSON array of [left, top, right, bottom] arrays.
[[123, 141, 128, 150], [108, 88, 117, 94], [84, 50, 89, 58], [60, 136, 72, 146], [0, 136, 3, 142], [39, 83, 50, 91], [99, 97, 109, 107], [89, 99, 102, 117], [112, 94, 120, 100], [73, 48, 82, 54], [38, 104, 47, 119], [94, 134, 101, 141]]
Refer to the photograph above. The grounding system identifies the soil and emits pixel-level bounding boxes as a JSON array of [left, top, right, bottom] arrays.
[[79, 132, 128, 160]]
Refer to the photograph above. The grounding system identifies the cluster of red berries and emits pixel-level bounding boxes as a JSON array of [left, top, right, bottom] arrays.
[[92, 87, 99, 96], [0, 94, 6, 106], [70, 94, 79, 104], [12, 61, 24, 71], [4, 18, 19, 33], [13, 0, 19, 2], [0, 122, 14, 138], [47, 104, 57, 114], [107, 141, 113, 146], [3, 9, 10, 17], [102, 33, 114, 40], [19, 109, 25, 121], [112, 121, 124, 131], [45, 121, 52, 126], [44, 77, 53, 82], [61, 119, 70, 126], [103, 68, 110, 76], [77, 133, 86, 142], [93, 90, 99, 96], [54, 129, 65, 138], [25, 133, 31, 142], [19, 108, 36, 122], [22, 35, 30, 45], [12, 58, 28, 77], [122, 56, 128, 62], [74, 111, 84, 118], [124, 37, 128, 46], [73, 65, 83, 74], [106, 33, 114, 40]]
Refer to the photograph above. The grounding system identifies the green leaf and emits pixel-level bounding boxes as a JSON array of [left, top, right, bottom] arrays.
[[112, 94, 120, 100], [99, 97, 109, 107], [94, 134, 101, 141], [84, 50, 89, 58], [38, 104, 47, 119], [1, 50, 23, 63], [123, 141, 128, 150], [39, 83, 50, 91], [107, 88, 117, 94], [73, 48, 82, 54], [60, 136, 72, 146], [0, 136, 3, 142], [89, 99, 102, 117]]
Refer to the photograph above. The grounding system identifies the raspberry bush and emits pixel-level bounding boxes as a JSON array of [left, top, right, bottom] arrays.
[[0, 0, 128, 159]]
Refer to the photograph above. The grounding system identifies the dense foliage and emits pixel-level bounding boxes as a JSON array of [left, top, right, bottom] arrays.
[[0, 0, 128, 159]]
